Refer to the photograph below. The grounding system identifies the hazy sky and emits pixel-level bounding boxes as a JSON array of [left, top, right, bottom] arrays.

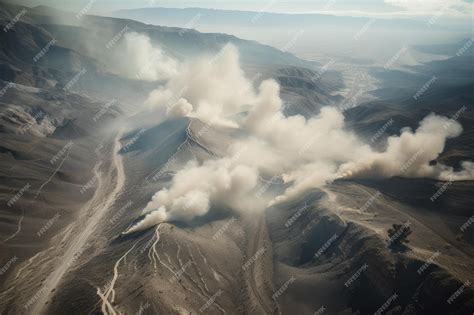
[[8, 0, 474, 17]]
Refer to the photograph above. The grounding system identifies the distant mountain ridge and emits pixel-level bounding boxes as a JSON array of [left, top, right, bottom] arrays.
[[111, 6, 435, 30]]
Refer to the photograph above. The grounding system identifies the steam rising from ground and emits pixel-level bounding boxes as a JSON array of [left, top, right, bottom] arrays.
[[123, 34, 474, 233]]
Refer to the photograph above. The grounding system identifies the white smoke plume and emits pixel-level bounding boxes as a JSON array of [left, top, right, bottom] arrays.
[[125, 155, 261, 234], [123, 40, 474, 234], [338, 114, 474, 181], [109, 32, 178, 81], [144, 44, 255, 127]]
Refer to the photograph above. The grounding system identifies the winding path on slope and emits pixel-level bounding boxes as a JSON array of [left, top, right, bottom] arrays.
[[29, 130, 126, 315], [348, 183, 473, 260], [1, 145, 72, 244], [328, 182, 474, 283], [248, 215, 275, 315]]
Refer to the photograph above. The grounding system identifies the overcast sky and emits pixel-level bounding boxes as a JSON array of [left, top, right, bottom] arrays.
[[8, 0, 474, 18]]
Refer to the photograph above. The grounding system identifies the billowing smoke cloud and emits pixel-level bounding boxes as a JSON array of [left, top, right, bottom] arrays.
[[144, 44, 255, 127], [109, 32, 178, 81], [123, 40, 474, 234], [125, 155, 261, 234], [338, 114, 474, 181]]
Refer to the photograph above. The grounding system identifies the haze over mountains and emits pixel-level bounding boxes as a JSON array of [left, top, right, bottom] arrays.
[[111, 6, 473, 62], [0, 1, 473, 314]]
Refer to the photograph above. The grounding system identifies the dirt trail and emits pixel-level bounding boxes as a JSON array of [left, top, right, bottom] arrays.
[[97, 241, 138, 315], [30, 131, 125, 315], [1, 145, 72, 244], [247, 216, 275, 315], [349, 183, 472, 259], [328, 182, 474, 283]]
